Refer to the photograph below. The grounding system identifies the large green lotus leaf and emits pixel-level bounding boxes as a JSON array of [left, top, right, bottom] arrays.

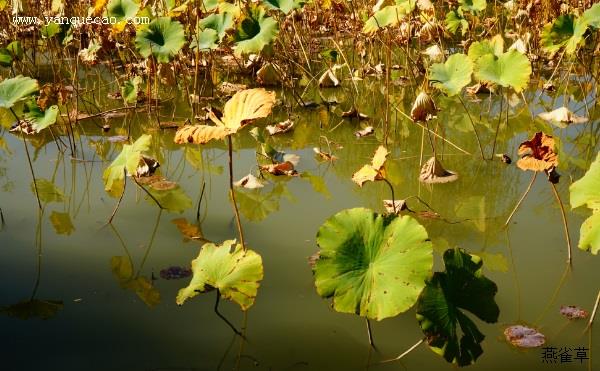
[[467, 35, 504, 62], [459, 0, 486, 12], [313, 208, 433, 321], [429, 53, 473, 96], [474, 50, 531, 92], [0, 299, 63, 320], [362, 2, 414, 34], [578, 212, 600, 254], [135, 17, 186, 63], [445, 9, 468, 36], [32, 178, 64, 203], [145, 185, 192, 213], [263, 0, 305, 14], [199, 12, 234, 41], [233, 7, 279, 56], [107, 0, 140, 22], [582, 3, 600, 29], [570, 152, 600, 211], [416, 248, 499, 366], [103, 134, 152, 193], [540, 14, 589, 55], [0, 75, 39, 109], [191, 28, 218, 51], [25, 103, 59, 133], [176, 240, 264, 310], [0, 48, 12, 67]]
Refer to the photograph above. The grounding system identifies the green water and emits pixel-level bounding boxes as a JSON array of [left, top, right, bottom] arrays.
[[0, 70, 599, 371]]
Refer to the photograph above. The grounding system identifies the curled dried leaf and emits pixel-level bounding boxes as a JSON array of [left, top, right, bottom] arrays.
[[383, 199, 407, 214], [419, 157, 458, 184], [174, 125, 231, 144], [355, 126, 374, 138], [266, 119, 294, 135], [341, 107, 369, 120], [260, 161, 298, 176], [410, 92, 436, 121], [538, 107, 588, 128], [313, 147, 337, 161], [352, 146, 388, 187], [516, 132, 558, 172], [234, 174, 265, 189], [560, 305, 588, 320]]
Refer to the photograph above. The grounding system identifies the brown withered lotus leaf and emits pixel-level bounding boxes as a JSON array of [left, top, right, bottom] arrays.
[[313, 147, 337, 161], [560, 305, 588, 320], [538, 107, 588, 128], [516, 132, 558, 172], [383, 199, 407, 214], [504, 325, 546, 348], [410, 92, 436, 121], [341, 107, 369, 120], [355, 126, 374, 138], [266, 119, 294, 135], [171, 218, 204, 241], [260, 161, 298, 176], [419, 157, 458, 184], [351, 146, 388, 187], [174, 125, 230, 144], [149, 180, 177, 191]]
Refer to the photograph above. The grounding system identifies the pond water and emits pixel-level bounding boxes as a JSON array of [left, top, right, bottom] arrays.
[[0, 66, 599, 371]]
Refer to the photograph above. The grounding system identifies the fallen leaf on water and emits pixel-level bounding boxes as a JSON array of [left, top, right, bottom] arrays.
[[160, 266, 192, 280], [171, 218, 203, 241], [410, 92, 436, 121], [352, 146, 388, 187], [260, 161, 298, 176], [504, 325, 545, 348], [516, 132, 558, 172], [355, 126, 374, 138], [538, 107, 588, 128], [266, 119, 294, 135], [234, 174, 265, 189], [149, 180, 177, 191], [560, 305, 588, 320], [313, 147, 337, 161], [341, 107, 369, 120], [419, 157, 458, 184]]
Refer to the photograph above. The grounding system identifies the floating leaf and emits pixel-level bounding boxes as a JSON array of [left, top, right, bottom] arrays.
[[504, 325, 545, 348], [266, 119, 294, 135], [103, 134, 152, 194], [313, 208, 433, 320], [560, 305, 588, 320], [352, 146, 388, 187], [313, 147, 337, 161], [0, 75, 38, 109], [260, 161, 298, 176], [417, 248, 499, 366], [538, 107, 588, 128], [516, 132, 558, 172], [171, 218, 204, 241], [176, 240, 264, 310], [135, 17, 186, 63], [355, 126, 375, 138], [474, 50, 531, 92]]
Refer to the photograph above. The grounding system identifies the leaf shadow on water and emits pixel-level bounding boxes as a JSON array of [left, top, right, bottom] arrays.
[[107, 209, 163, 308]]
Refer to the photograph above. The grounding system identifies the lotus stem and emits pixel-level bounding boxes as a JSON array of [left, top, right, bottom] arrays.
[[457, 95, 485, 160], [490, 89, 504, 160], [586, 289, 600, 331], [214, 289, 244, 338], [196, 181, 206, 221], [504, 171, 537, 228], [228, 136, 246, 249], [380, 338, 425, 363], [9, 108, 41, 209], [108, 169, 127, 224], [382, 177, 396, 214], [365, 318, 376, 348], [550, 182, 572, 265]]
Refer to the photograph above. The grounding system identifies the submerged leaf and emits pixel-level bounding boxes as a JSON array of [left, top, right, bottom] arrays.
[[313, 208, 433, 320], [176, 240, 264, 310]]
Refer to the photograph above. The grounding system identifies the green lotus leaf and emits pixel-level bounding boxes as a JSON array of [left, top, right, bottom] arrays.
[[362, 1, 415, 34], [570, 152, 600, 253], [445, 8, 468, 36], [313, 208, 433, 321], [121, 76, 142, 104], [582, 3, 600, 29], [263, 0, 306, 14], [135, 17, 186, 63], [0, 48, 12, 67], [474, 50, 531, 92], [176, 240, 264, 310], [429, 53, 473, 96], [199, 12, 234, 41], [467, 35, 504, 62], [41, 22, 61, 38], [7, 41, 23, 60], [416, 248, 499, 366], [190, 28, 219, 51], [233, 6, 279, 56], [459, 0, 486, 12], [145, 185, 193, 213], [540, 14, 589, 55], [25, 102, 59, 133], [107, 0, 140, 22], [203, 0, 219, 11], [0, 75, 39, 109], [103, 134, 152, 194]]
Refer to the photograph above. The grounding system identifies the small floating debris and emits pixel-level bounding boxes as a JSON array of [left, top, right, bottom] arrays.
[[560, 305, 588, 320], [160, 266, 192, 280], [504, 325, 546, 348]]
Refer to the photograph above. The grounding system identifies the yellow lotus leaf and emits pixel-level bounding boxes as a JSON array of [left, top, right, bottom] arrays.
[[212, 88, 276, 131], [352, 146, 389, 187], [174, 125, 230, 144]]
